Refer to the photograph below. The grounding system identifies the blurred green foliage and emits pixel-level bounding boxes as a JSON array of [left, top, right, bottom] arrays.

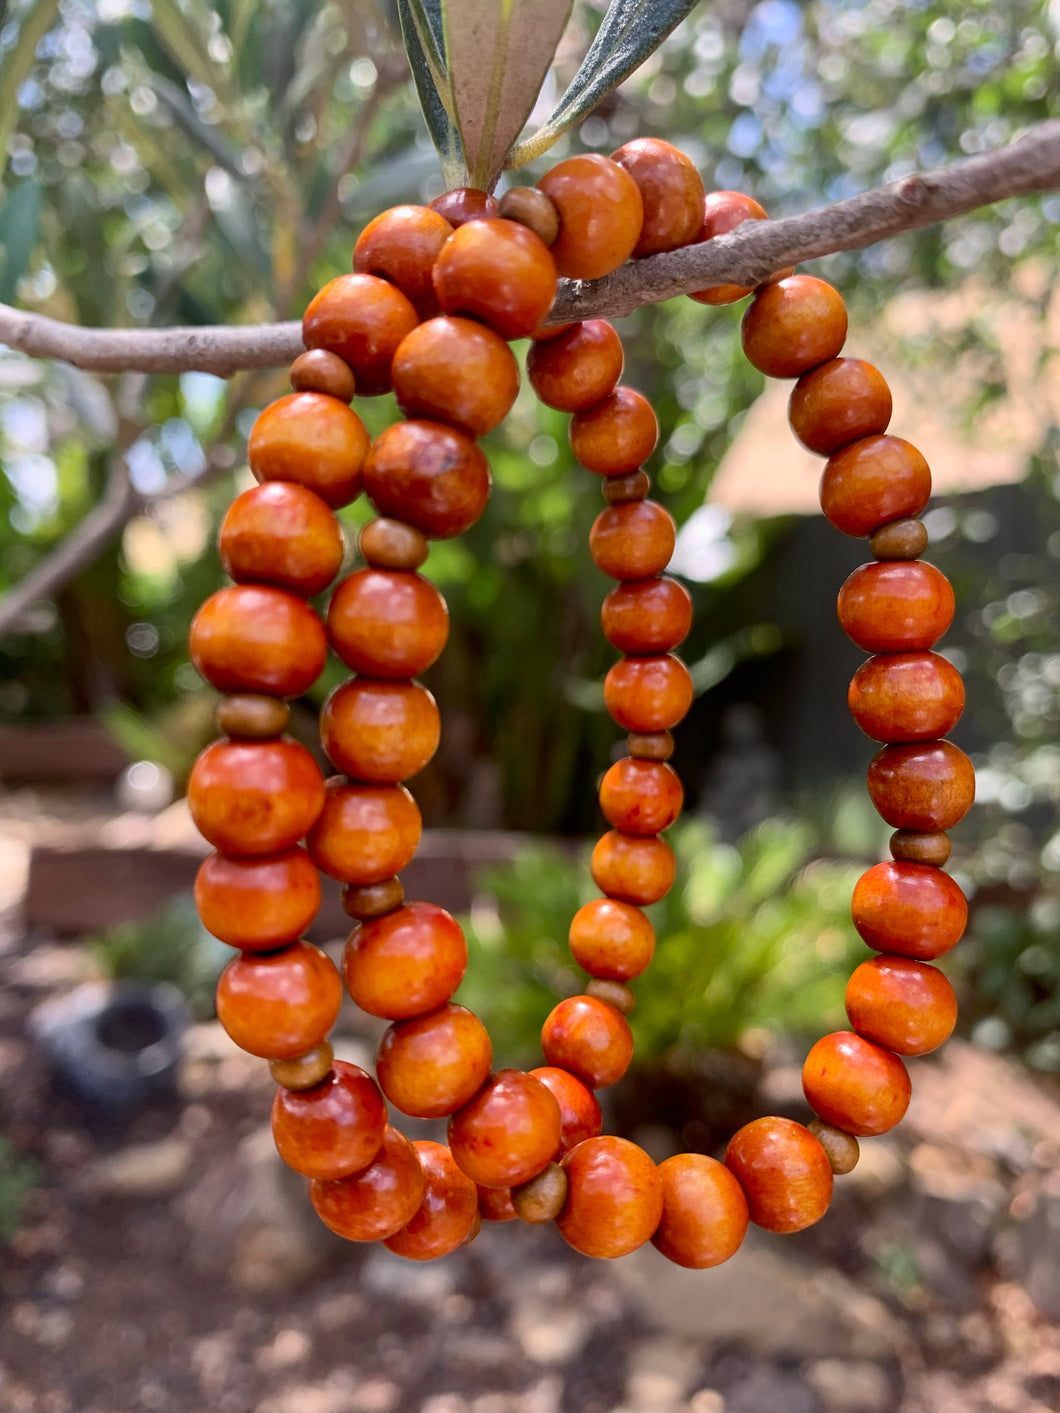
[[0, 1135, 39, 1245], [90, 896, 229, 1020]]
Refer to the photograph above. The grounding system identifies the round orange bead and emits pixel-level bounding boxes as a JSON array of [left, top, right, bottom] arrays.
[[383, 1140, 478, 1260], [271, 1060, 386, 1181], [529, 1066, 604, 1153], [851, 860, 968, 960], [216, 940, 341, 1060], [302, 273, 418, 397], [652, 1153, 750, 1269], [848, 651, 965, 743], [219, 483, 345, 598], [188, 738, 325, 856], [802, 1030, 911, 1137], [310, 1124, 426, 1241], [601, 577, 692, 655], [689, 190, 770, 305], [789, 358, 892, 457], [556, 1136, 662, 1259], [591, 830, 675, 906], [599, 759, 683, 835], [819, 435, 932, 538], [429, 188, 499, 227], [307, 778, 421, 886], [569, 387, 659, 476], [724, 1117, 833, 1233], [363, 419, 491, 539], [537, 154, 644, 280], [837, 561, 955, 653], [433, 219, 557, 341], [527, 321, 624, 413], [478, 1185, 517, 1222], [603, 654, 694, 732], [343, 901, 467, 1021], [376, 1002, 492, 1118], [846, 956, 957, 1057], [190, 585, 326, 698], [320, 678, 440, 783], [449, 1070, 562, 1189], [611, 138, 704, 257], [590, 501, 676, 581], [867, 740, 975, 832], [391, 317, 519, 438], [327, 569, 449, 678], [248, 392, 369, 509], [569, 897, 655, 981], [195, 847, 321, 951], [741, 276, 848, 379], [353, 204, 453, 319], [541, 995, 633, 1089]]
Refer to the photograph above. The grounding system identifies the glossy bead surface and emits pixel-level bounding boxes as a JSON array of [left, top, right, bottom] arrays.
[[556, 1136, 662, 1259], [448, 1070, 562, 1189], [188, 738, 325, 856], [846, 956, 958, 1056], [867, 740, 975, 832], [591, 830, 675, 906], [741, 276, 848, 379], [819, 436, 932, 537], [327, 569, 449, 678], [599, 759, 683, 835], [569, 897, 655, 981], [308, 779, 421, 886], [376, 1002, 492, 1118], [383, 1141, 478, 1260], [219, 482, 344, 598], [433, 219, 557, 341], [353, 204, 453, 319], [807, 1120, 860, 1176], [271, 1060, 386, 1181], [585, 978, 635, 1014], [195, 846, 321, 951], [310, 1125, 425, 1241], [190, 585, 327, 698], [601, 577, 692, 654], [429, 188, 499, 227], [602, 469, 651, 504], [837, 561, 955, 652], [789, 358, 892, 457], [248, 392, 369, 509], [302, 273, 418, 397], [269, 1042, 334, 1092], [289, 348, 356, 401], [569, 387, 659, 476], [889, 830, 952, 867], [359, 518, 429, 572], [590, 500, 675, 580], [604, 654, 694, 732], [612, 138, 704, 256], [689, 190, 769, 305], [512, 1162, 568, 1224], [852, 860, 967, 960], [343, 902, 467, 1021], [529, 1066, 604, 1154], [216, 940, 341, 1060], [627, 730, 674, 761], [848, 652, 965, 743], [364, 419, 491, 539], [497, 186, 559, 246], [391, 317, 520, 438], [652, 1154, 749, 1269], [342, 877, 405, 920], [871, 518, 929, 561], [321, 678, 440, 783], [802, 1030, 911, 1137], [216, 694, 291, 740], [537, 154, 644, 280], [527, 321, 624, 413], [724, 1117, 833, 1233], [478, 1185, 517, 1222], [541, 995, 634, 1089]]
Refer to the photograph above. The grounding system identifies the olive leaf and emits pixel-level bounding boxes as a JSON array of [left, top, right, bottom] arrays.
[[396, 0, 465, 190], [506, 0, 698, 169]]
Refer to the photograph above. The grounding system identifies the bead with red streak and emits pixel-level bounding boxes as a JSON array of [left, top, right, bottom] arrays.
[[343, 901, 467, 1022], [848, 651, 965, 743], [652, 1154, 750, 1269], [302, 273, 418, 397], [219, 482, 344, 598], [310, 1125, 426, 1241], [271, 1060, 386, 1181], [448, 1070, 562, 1189], [604, 655, 694, 733], [724, 1117, 833, 1233], [188, 738, 325, 857], [599, 759, 683, 835], [556, 1136, 662, 1259], [851, 860, 968, 959], [867, 740, 976, 832], [376, 1002, 492, 1118], [307, 779, 422, 886], [802, 1030, 912, 1137], [601, 577, 692, 655], [195, 847, 321, 952], [541, 995, 634, 1090], [529, 1066, 604, 1153], [216, 940, 342, 1060], [591, 830, 675, 906], [527, 320, 624, 413], [845, 956, 958, 1057], [353, 204, 453, 319], [190, 586, 327, 698], [568, 897, 655, 981], [383, 1140, 478, 1260]]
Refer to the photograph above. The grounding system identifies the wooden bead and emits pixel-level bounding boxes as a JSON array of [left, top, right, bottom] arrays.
[[376, 1002, 492, 1118], [541, 995, 634, 1089], [537, 154, 644, 280], [342, 901, 467, 1021], [871, 518, 928, 561], [627, 730, 674, 761], [321, 678, 440, 783], [248, 392, 369, 508], [527, 320, 624, 413], [308, 779, 422, 886], [602, 469, 651, 504], [195, 846, 321, 951], [512, 1161, 568, 1224], [590, 500, 675, 580], [188, 738, 325, 856], [190, 585, 327, 698], [327, 569, 449, 678], [342, 877, 405, 920], [219, 482, 345, 598], [448, 1069, 562, 1189], [837, 561, 955, 652], [353, 203, 453, 319], [478, 1185, 517, 1222], [585, 978, 635, 1015], [359, 518, 429, 571], [302, 273, 418, 397], [807, 1120, 860, 1176], [852, 860, 967, 959], [591, 830, 675, 906], [215, 940, 341, 1059], [601, 576, 692, 654], [741, 275, 848, 379], [383, 1140, 478, 1260], [724, 1116, 833, 1233], [889, 830, 952, 867], [556, 1136, 662, 1259], [569, 387, 659, 476], [599, 758, 683, 835], [867, 740, 975, 832], [216, 694, 290, 739], [570, 897, 655, 980], [271, 1060, 387, 1181], [310, 1124, 425, 1241], [789, 358, 892, 457], [819, 435, 931, 537], [848, 651, 965, 743], [611, 138, 704, 256], [652, 1153, 749, 1269], [802, 1030, 911, 1137], [270, 1042, 334, 1092], [497, 186, 560, 246], [364, 419, 491, 538], [289, 348, 356, 402], [846, 956, 958, 1057], [429, 187, 499, 227], [604, 654, 694, 732], [529, 1066, 604, 1154], [689, 191, 771, 305], [391, 317, 520, 438], [433, 218, 557, 341]]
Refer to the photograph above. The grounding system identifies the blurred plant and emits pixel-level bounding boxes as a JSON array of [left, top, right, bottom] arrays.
[[0, 1135, 39, 1246], [90, 895, 228, 1019]]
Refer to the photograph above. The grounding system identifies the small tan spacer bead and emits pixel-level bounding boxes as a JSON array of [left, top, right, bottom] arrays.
[[498, 186, 560, 247], [512, 1161, 569, 1224], [870, 517, 929, 561], [216, 693, 291, 739], [586, 977, 635, 1015], [359, 518, 430, 571], [627, 730, 674, 762], [889, 830, 952, 867], [290, 348, 357, 403], [342, 876, 406, 921], [269, 1041, 334, 1091], [808, 1119, 860, 1175], [603, 469, 651, 505]]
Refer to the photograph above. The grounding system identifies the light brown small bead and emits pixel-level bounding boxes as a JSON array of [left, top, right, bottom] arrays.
[[216, 694, 291, 739], [603, 470, 651, 504], [512, 1161, 568, 1224], [342, 877, 405, 920], [627, 731, 674, 761], [871, 518, 929, 561], [289, 349, 356, 402], [358, 518, 429, 571], [889, 830, 952, 866], [498, 186, 560, 246], [462, 1211, 483, 1246], [807, 1119, 860, 1175], [586, 978, 635, 1015], [269, 1042, 335, 1092]]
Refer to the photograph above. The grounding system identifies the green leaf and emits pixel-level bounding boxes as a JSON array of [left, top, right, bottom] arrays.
[[0, 180, 41, 304], [0, 0, 62, 171], [507, 0, 697, 169], [397, 0, 465, 188]]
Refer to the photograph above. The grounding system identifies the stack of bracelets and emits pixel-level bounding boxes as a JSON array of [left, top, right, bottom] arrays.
[[187, 139, 973, 1267]]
